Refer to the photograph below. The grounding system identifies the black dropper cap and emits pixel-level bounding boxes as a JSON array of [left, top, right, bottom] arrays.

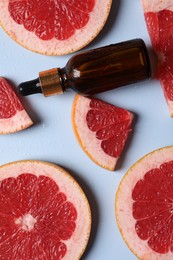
[[19, 78, 42, 96], [18, 68, 63, 97]]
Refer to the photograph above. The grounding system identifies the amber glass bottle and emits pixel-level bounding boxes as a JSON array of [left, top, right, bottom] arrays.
[[19, 39, 151, 97]]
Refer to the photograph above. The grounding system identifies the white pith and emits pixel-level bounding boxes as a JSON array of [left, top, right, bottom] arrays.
[[142, 0, 173, 12], [73, 95, 118, 171], [167, 100, 173, 117], [0, 0, 112, 55], [0, 160, 91, 260], [15, 213, 37, 231], [116, 146, 173, 260], [0, 109, 33, 134]]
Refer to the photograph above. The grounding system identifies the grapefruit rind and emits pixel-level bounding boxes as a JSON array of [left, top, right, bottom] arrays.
[[0, 160, 91, 260], [142, 0, 173, 12], [0, 109, 33, 135], [0, 0, 112, 55], [72, 95, 118, 171], [167, 100, 173, 117], [115, 146, 173, 260]]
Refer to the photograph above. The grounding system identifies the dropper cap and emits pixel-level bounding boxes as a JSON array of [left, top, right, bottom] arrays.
[[19, 68, 64, 97]]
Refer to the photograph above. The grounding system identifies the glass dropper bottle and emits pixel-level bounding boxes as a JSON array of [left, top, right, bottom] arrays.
[[18, 38, 151, 97]]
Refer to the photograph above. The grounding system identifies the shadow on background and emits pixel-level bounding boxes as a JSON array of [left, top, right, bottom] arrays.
[[147, 46, 158, 79]]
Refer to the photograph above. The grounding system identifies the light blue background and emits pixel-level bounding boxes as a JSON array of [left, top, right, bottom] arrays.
[[0, 1, 172, 259]]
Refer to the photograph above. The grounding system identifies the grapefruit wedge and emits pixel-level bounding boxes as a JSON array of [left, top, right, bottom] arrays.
[[72, 94, 133, 171], [116, 146, 173, 259], [0, 0, 112, 55], [141, 0, 173, 116], [0, 77, 33, 134], [0, 160, 91, 259]]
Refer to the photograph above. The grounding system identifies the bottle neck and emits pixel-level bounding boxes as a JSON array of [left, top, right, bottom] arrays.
[[39, 68, 64, 97]]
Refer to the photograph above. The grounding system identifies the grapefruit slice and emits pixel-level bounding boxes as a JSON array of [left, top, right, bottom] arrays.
[[0, 0, 112, 55], [0, 77, 33, 134], [116, 146, 173, 259], [141, 0, 173, 116], [72, 94, 133, 171], [0, 160, 91, 259]]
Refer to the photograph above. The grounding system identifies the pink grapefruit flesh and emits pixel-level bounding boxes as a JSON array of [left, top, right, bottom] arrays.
[[0, 160, 91, 259], [0, 77, 33, 134], [141, 0, 173, 116], [116, 146, 173, 259], [72, 94, 133, 171], [0, 0, 112, 55]]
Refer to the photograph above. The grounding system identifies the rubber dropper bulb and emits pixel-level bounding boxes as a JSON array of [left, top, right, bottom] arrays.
[[18, 78, 42, 96]]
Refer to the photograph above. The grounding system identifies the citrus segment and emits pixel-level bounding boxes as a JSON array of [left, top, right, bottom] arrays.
[[0, 160, 91, 259], [72, 95, 133, 171], [8, 0, 95, 41], [0, 77, 33, 134], [0, 0, 112, 55], [141, 0, 173, 116], [116, 146, 173, 259]]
